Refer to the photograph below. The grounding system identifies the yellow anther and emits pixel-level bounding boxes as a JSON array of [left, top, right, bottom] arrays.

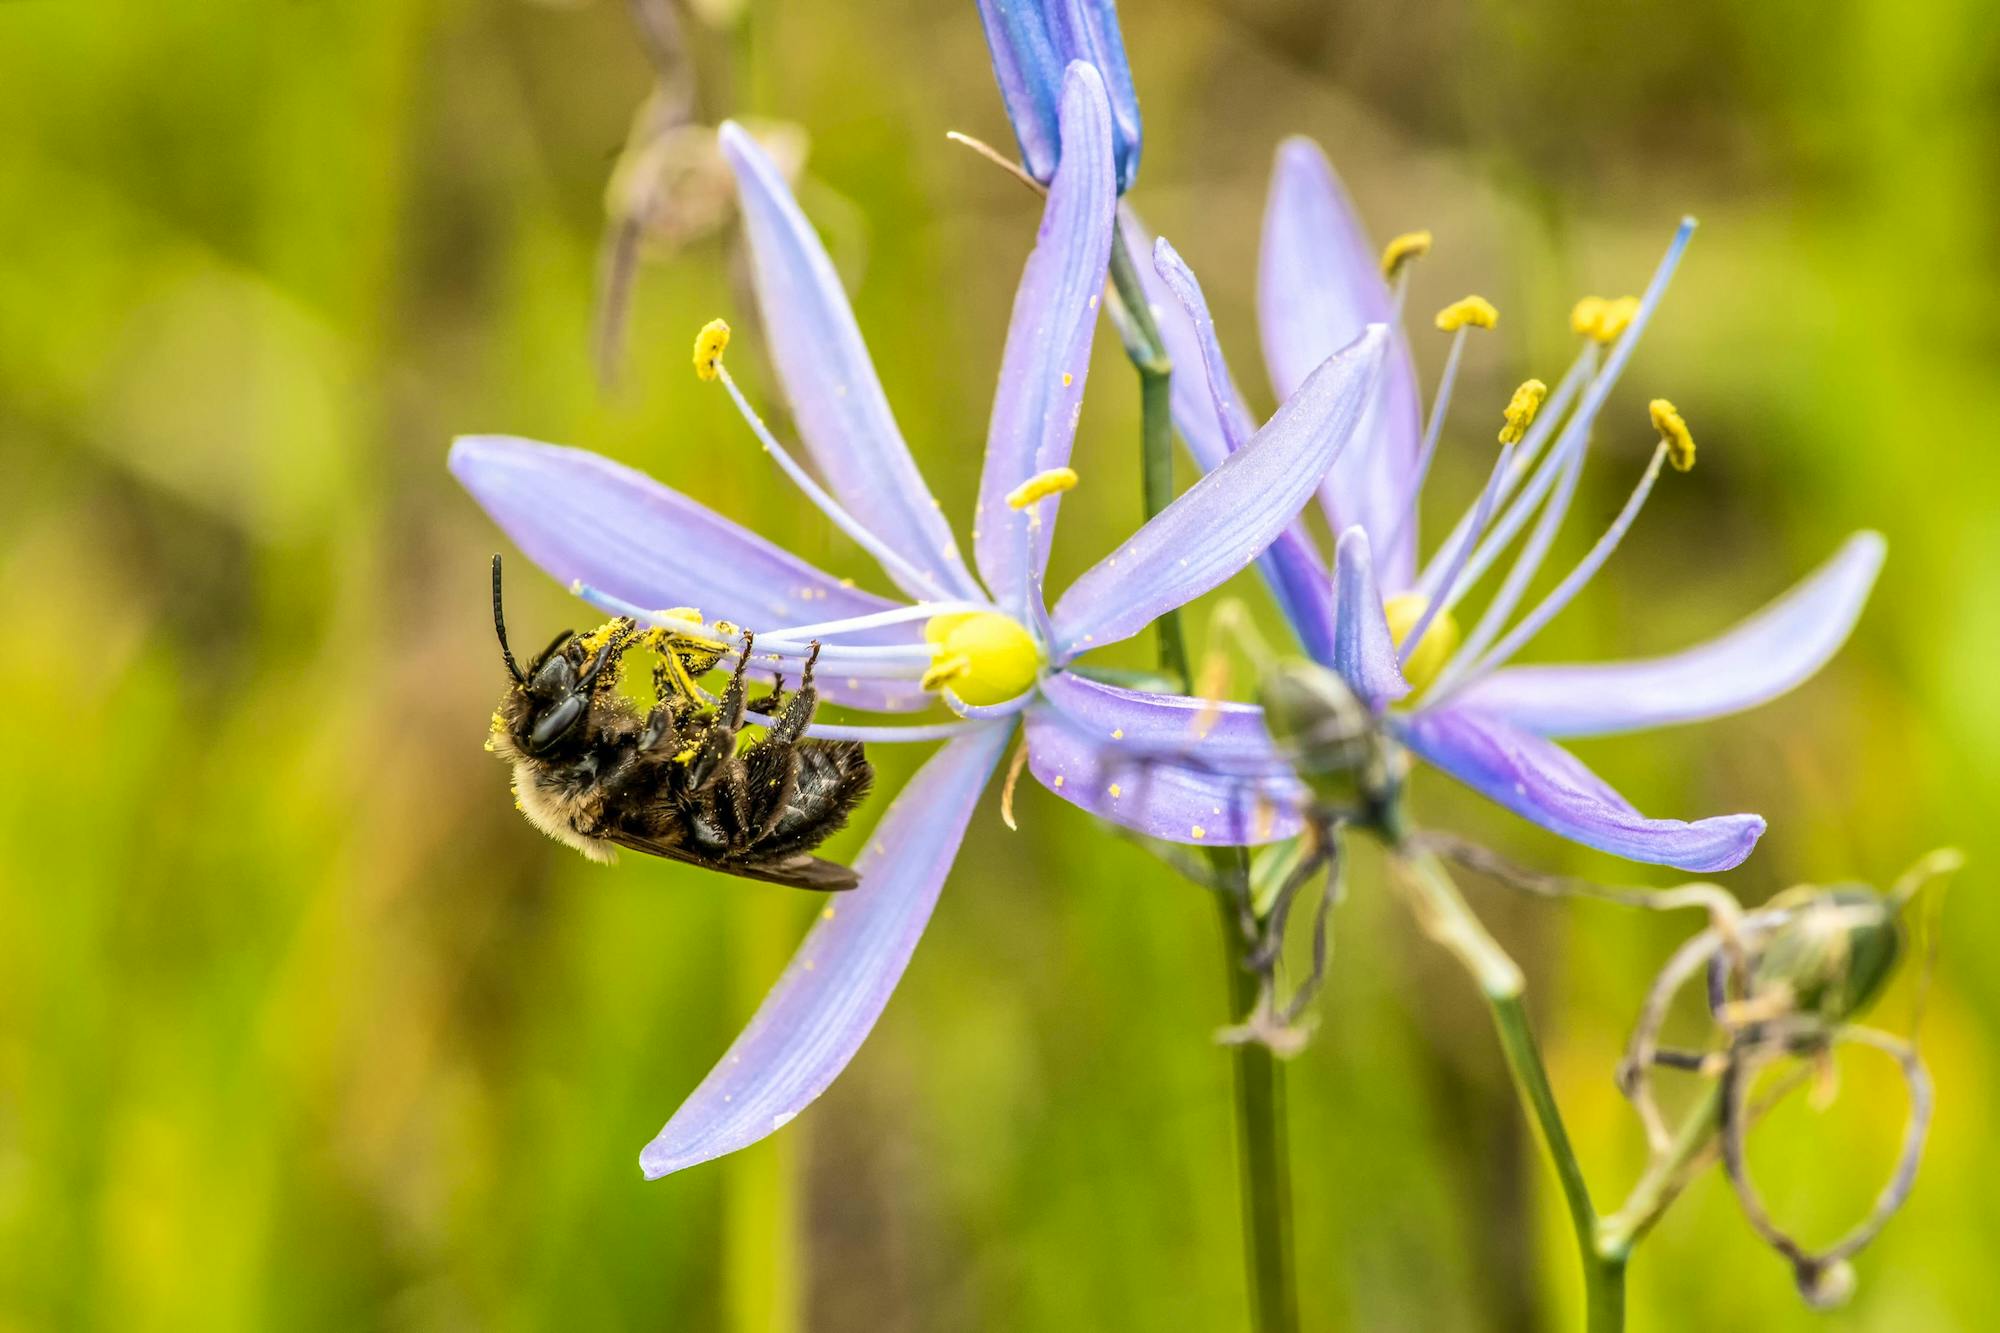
[[923, 610, 1040, 705], [1570, 294, 1640, 344], [1383, 592, 1460, 693], [1434, 295, 1498, 333], [1498, 378, 1548, 445], [1570, 296, 1607, 338], [1005, 466, 1079, 510], [1597, 296, 1641, 342], [693, 318, 731, 381], [1380, 229, 1433, 279], [1650, 398, 1696, 472]]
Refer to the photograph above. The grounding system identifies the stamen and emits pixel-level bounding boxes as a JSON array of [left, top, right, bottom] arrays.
[[1416, 345, 1594, 601], [692, 318, 731, 381], [1650, 398, 1697, 471], [920, 654, 971, 692], [1005, 466, 1080, 510], [1429, 434, 1587, 696], [1569, 296, 1639, 343], [998, 736, 1030, 830], [1453, 438, 1676, 683], [1498, 378, 1548, 445], [1381, 230, 1433, 280], [1398, 438, 1517, 669], [1434, 294, 1498, 332], [1418, 217, 1696, 607], [1570, 296, 1607, 339], [756, 600, 995, 647], [694, 320, 953, 602]]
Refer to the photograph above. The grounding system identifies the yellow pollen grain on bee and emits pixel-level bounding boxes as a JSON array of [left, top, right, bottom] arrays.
[[1108, 783, 1122, 798], [1006, 466, 1079, 510], [1191, 825, 1207, 840], [1380, 229, 1433, 279], [692, 318, 731, 381], [1650, 398, 1697, 472], [1498, 378, 1549, 445], [1434, 294, 1498, 332]]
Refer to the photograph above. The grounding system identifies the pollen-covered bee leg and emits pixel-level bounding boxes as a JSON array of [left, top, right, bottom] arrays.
[[689, 633, 756, 788], [764, 642, 821, 745]]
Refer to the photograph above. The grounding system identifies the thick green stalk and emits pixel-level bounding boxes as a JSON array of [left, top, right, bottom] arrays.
[[1108, 222, 1296, 1333], [1392, 843, 1625, 1330]]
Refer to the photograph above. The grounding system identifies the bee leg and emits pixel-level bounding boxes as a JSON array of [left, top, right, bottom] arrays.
[[746, 742, 803, 840], [638, 700, 682, 753], [689, 633, 755, 788], [764, 642, 821, 746], [754, 673, 788, 717]]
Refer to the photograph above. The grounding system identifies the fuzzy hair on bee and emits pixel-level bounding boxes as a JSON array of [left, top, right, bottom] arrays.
[[485, 555, 872, 891]]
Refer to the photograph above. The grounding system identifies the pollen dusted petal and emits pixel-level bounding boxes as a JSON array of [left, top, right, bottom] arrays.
[[1025, 672, 1306, 844], [1394, 705, 1765, 872], [449, 435, 931, 712], [1450, 532, 1885, 739], [639, 723, 1011, 1178]]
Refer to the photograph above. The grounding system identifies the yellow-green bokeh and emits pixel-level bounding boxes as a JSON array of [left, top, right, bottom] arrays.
[[3, 1, 1997, 1328]]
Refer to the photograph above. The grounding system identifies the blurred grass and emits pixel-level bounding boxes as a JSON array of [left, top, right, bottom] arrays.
[[3, 0, 1998, 1328]]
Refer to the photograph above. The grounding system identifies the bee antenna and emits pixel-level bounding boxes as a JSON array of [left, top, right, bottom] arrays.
[[492, 554, 525, 683]]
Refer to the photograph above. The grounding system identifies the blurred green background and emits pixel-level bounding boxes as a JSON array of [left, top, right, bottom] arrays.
[[4, 0, 1997, 1328]]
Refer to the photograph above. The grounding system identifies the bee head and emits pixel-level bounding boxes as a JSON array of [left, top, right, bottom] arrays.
[[491, 555, 636, 754]]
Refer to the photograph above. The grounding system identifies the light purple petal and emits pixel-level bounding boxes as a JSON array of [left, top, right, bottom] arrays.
[[639, 723, 1011, 1178], [720, 123, 978, 603], [1258, 137, 1423, 588], [1026, 671, 1306, 844], [1122, 219, 1337, 661], [1051, 325, 1387, 656], [1395, 705, 1765, 872], [450, 435, 929, 712], [1330, 526, 1411, 710], [1448, 532, 1885, 739], [976, 63, 1116, 610]]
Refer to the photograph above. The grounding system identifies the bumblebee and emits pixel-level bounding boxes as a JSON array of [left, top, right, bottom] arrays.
[[486, 556, 872, 890]]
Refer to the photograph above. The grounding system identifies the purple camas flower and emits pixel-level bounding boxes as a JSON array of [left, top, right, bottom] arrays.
[[975, 0, 1141, 191], [450, 66, 1384, 1175], [1132, 136, 1883, 874]]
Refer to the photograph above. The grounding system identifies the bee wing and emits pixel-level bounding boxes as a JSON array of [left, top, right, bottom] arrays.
[[601, 827, 859, 892]]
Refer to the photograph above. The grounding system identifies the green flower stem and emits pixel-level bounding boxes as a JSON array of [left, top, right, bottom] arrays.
[[1390, 840, 1627, 1330], [1108, 221, 1297, 1333]]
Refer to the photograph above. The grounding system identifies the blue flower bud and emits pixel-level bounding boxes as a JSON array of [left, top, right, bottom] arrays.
[[975, 0, 1142, 191]]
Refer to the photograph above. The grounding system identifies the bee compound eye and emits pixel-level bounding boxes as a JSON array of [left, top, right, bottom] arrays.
[[533, 654, 575, 696], [528, 694, 588, 752]]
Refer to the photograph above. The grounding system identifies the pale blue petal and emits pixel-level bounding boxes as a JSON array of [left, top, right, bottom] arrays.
[[720, 123, 979, 602], [1026, 671, 1305, 843], [1330, 526, 1411, 710], [449, 435, 929, 711], [1395, 706, 1765, 872], [1149, 231, 1336, 660], [1451, 532, 1885, 738], [976, 63, 1115, 611], [1051, 325, 1387, 656], [1258, 137, 1423, 588], [639, 723, 1011, 1177]]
